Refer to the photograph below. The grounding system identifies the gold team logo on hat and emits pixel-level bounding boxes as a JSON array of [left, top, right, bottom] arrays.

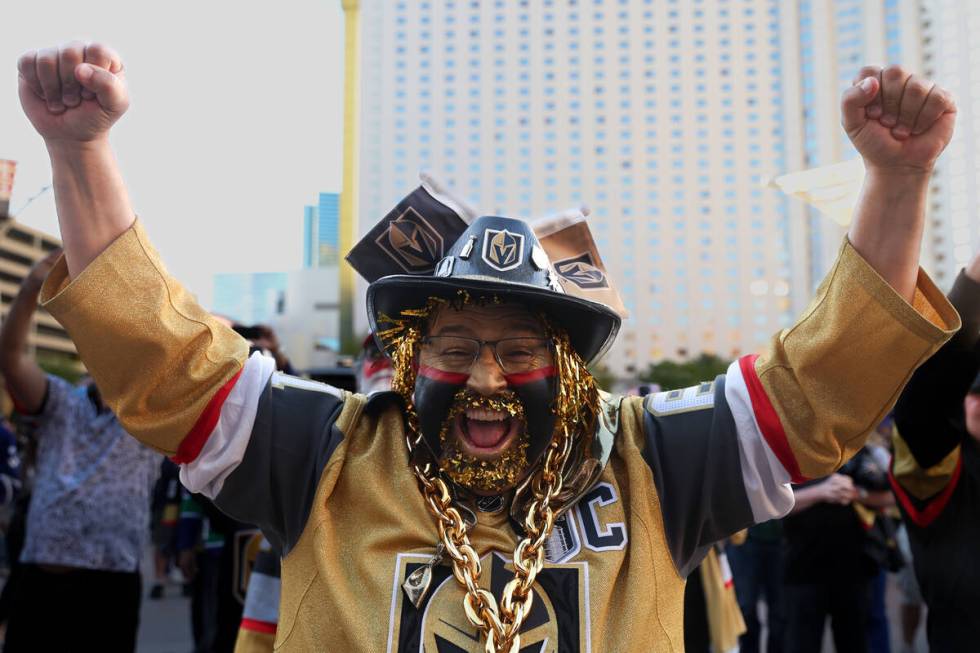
[[482, 228, 524, 272], [554, 253, 609, 290], [376, 207, 446, 274]]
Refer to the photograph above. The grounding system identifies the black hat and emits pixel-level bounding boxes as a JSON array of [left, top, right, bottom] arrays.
[[366, 216, 621, 364], [970, 371, 980, 395]]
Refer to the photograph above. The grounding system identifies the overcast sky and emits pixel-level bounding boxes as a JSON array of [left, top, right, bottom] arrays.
[[2, 1, 344, 307]]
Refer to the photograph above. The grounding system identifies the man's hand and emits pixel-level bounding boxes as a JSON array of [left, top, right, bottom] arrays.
[[18, 42, 129, 145], [842, 65, 956, 176], [819, 473, 856, 506]]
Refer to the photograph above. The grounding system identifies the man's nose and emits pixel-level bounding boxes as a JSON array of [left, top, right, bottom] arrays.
[[466, 346, 507, 396]]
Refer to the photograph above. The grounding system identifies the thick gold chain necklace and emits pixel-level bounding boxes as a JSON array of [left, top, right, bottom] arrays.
[[405, 418, 572, 652], [382, 303, 598, 651]]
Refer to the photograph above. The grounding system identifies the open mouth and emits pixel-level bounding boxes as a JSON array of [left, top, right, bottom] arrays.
[[453, 408, 521, 458]]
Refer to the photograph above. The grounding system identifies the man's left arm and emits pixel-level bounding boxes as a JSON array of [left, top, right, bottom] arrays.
[[637, 66, 960, 576], [746, 66, 959, 485]]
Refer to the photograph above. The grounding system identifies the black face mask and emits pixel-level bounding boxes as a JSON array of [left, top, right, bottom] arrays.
[[413, 363, 558, 466]]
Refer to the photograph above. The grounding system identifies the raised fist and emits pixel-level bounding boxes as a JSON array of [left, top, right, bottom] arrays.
[[17, 42, 129, 145], [842, 65, 956, 175]]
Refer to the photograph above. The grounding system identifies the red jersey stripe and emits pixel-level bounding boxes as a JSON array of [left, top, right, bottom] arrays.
[[240, 617, 277, 634], [888, 454, 963, 528], [172, 368, 244, 464], [738, 354, 807, 484]]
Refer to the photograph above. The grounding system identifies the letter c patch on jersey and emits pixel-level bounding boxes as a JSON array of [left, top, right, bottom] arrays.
[[575, 482, 628, 552]]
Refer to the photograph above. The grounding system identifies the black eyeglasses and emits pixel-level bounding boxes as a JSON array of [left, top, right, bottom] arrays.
[[419, 336, 553, 374]]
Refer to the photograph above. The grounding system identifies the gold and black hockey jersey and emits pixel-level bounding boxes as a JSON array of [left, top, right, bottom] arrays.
[[40, 221, 957, 651]]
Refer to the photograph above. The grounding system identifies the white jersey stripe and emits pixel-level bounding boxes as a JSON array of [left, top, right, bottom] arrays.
[[241, 568, 282, 624], [724, 360, 795, 522], [180, 352, 276, 499]]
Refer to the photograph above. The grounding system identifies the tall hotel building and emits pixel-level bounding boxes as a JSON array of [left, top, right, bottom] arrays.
[[351, 0, 933, 377], [918, 0, 980, 286]]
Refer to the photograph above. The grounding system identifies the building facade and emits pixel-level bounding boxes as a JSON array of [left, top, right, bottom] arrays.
[[0, 219, 79, 365], [212, 272, 289, 326], [918, 0, 980, 287], [351, 0, 951, 377], [356, 0, 801, 377]]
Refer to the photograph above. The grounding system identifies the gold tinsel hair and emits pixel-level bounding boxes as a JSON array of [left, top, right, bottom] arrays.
[[376, 291, 600, 466]]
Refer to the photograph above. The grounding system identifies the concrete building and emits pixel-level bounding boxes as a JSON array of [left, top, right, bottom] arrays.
[[348, 0, 946, 377], [271, 267, 343, 371], [919, 0, 980, 287], [212, 272, 289, 326], [354, 0, 799, 376], [211, 268, 342, 372], [0, 219, 79, 365]]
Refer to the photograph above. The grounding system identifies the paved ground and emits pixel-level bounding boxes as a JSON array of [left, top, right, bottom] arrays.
[[138, 581, 193, 653], [136, 549, 193, 653]]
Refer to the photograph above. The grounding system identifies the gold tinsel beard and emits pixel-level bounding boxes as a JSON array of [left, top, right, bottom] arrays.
[[437, 388, 530, 493]]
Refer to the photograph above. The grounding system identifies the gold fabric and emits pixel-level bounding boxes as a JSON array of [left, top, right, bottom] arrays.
[[39, 220, 248, 455], [233, 630, 275, 653], [699, 549, 746, 653], [891, 428, 961, 500], [729, 529, 747, 546], [755, 238, 958, 480], [274, 394, 687, 652]]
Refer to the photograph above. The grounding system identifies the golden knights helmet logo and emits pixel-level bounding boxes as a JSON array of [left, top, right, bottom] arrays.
[[388, 550, 587, 652], [553, 253, 609, 290], [375, 207, 446, 274], [481, 228, 525, 272]]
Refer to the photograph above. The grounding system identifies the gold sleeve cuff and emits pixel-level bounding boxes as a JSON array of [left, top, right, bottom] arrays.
[[756, 237, 959, 479], [891, 428, 960, 500], [40, 220, 249, 455]]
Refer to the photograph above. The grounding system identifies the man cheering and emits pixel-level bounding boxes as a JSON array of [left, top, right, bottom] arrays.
[[17, 42, 958, 651]]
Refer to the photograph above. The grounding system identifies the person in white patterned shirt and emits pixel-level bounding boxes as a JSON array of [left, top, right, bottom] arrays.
[[0, 250, 160, 653]]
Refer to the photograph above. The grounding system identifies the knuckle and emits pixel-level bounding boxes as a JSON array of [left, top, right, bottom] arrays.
[[16, 51, 35, 72], [84, 42, 109, 63], [905, 78, 930, 99], [882, 65, 907, 82], [36, 48, 58, 67], [58, 43, 84, 66]]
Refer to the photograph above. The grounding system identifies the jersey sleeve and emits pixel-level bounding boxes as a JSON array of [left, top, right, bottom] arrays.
[[205, 372, 363, 554], [745, 237, 956, 482], [39, 220, 249, 457], [889, 269, 980, 527], [37, 220, 360, 554], [635, 238, 958, 576]]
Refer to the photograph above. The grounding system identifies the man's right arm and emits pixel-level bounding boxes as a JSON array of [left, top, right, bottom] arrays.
[[19, 42, 356, 553]]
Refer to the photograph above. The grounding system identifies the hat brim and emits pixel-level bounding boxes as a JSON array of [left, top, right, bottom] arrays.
[[367, 275, 621, 365]]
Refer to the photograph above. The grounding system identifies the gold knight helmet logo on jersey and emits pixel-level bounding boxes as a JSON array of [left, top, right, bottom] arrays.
[[388, 550, 588, 652]]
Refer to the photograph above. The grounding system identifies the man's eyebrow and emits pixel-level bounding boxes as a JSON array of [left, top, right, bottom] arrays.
[[432, 324, 475, 336]]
